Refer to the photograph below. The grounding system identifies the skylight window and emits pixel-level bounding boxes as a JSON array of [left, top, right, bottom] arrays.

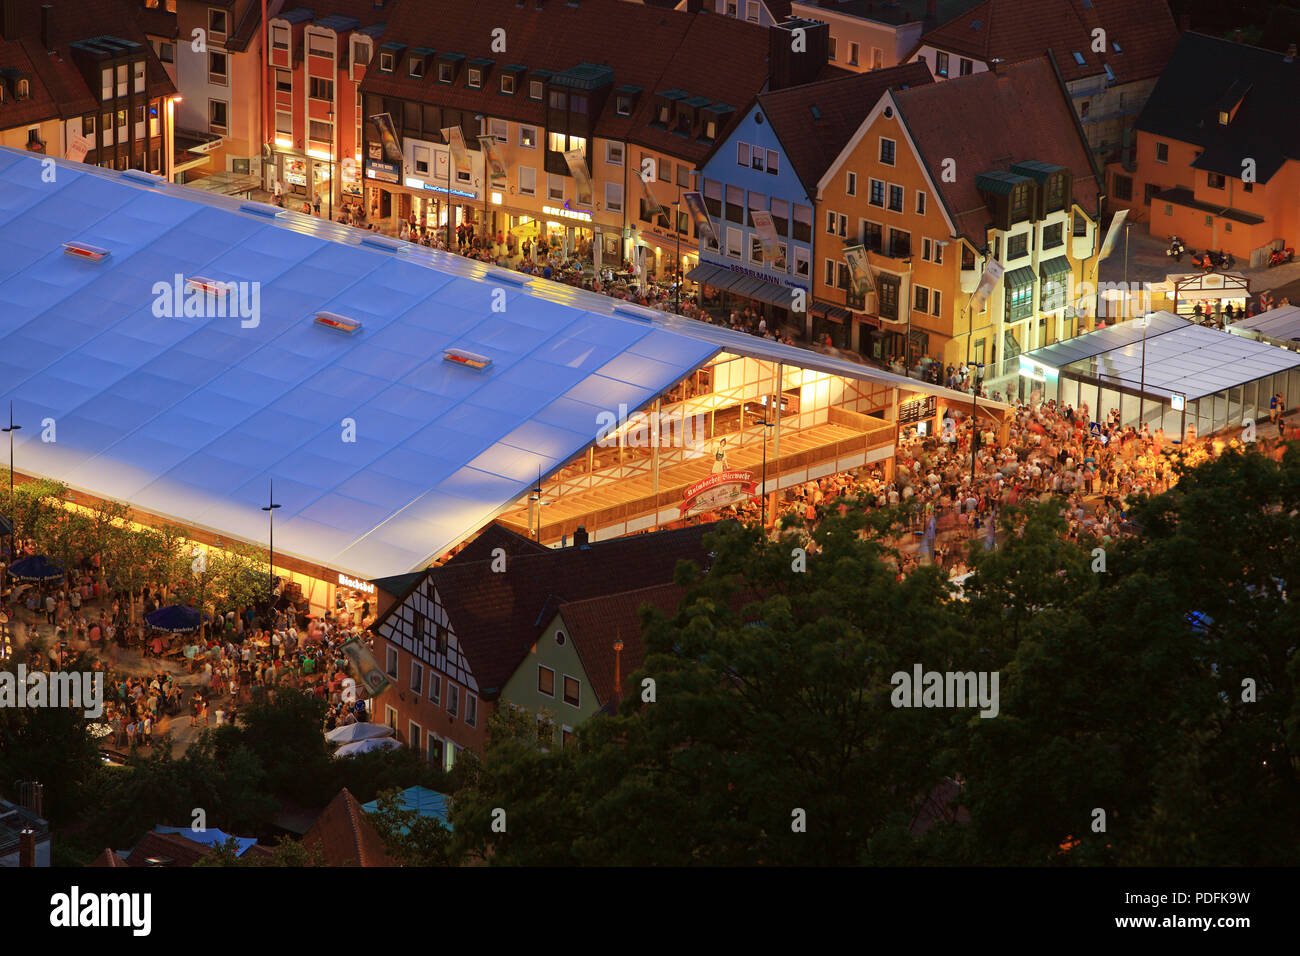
[[1112, 41, 1122, 53], [1103, 63, 1116, 83], [970, 19, 982, 29], [62, 241, 109, 262], [444, 347, 492, 370], [1072, 51, 1086, 66], [315, 312, 362, 335]]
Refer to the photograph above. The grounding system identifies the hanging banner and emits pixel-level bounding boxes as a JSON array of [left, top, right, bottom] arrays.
[[478, 134, 508, 187], [1098, 208, 1128, 262], [750, 210, 782, 262], [369, 113, 403, 164], [970, 258, 1005, 314], [638, 171, 666, 222], [682, 191, 719, 247], [442, 126, 470, 174], [65, 134, 94, 164], [339, 638, 390, 698], [562, 148, 594, 206], [843, 244, 875, 296], [680, 470, 757, 517]]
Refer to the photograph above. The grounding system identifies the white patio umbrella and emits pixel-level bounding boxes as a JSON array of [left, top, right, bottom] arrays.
[[334, 736, 403, 758], [325, 721, 395, 745]]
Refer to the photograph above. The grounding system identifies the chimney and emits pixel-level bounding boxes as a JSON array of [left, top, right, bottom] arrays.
[[768, 19, 829, 91], [41, 4, 52, 53], [612, 636, 623, 709], [990, 57, 1006, 75], [18, 829, 35, 868], [573, 526, 590, 549]]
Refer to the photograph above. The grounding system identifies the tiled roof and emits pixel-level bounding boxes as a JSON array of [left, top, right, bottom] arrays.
[[916, 0, 1179, 84], [1137, 32, 1300, 186], [893, 56, 1099, 244], [804, 0, 983, 27], [755, 60, 934, 194], [125, 831, 214, 867], [359, 0, 782, 163], [90, 847, 129, 867], [0, 0, 176, 126], [558, 582, 685, 707], [422, 523, 715, 697], [444, 521, 549, 567], [303, 788, 399, 867]]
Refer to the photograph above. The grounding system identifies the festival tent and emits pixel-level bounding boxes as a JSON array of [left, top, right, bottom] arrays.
[[361, 785, 453, 832], [152, 825, 258, 857]]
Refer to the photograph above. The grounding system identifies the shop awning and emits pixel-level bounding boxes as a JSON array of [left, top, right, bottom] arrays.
[[1004, 265, 1037, 289], [1040, 256, 1071, 281], [812, 300, 853, 322], [685, 263, 797, 309]]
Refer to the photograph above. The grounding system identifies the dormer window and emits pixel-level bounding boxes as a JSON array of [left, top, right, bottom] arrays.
[[352, 40, 369, 68], [438, 62, 453, 83], [410, 57, 424, 77], [529, 79, 543, 99], [17, 78, 28, 99], [674, 109, 692, 136], [1010, 182, 1032, 221], [271, 24, 289, 50], [379, 52, 394, 73], [468, 68, 482, 88], [1218, 110, 1229, 125], [501, 73, 515, 93], [616, 95, 633, 116], [704, 118, 717, 139]]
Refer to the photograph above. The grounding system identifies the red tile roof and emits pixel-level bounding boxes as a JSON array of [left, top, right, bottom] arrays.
[[401, 523, 716, 697], [893, 55, 1100, 244], [359, 0, 783, 163], [557, 581, 686, 706], [90, 847, 129, 867], [126, 831, 214, 867], [303, 788, 399, 867], [755, 60, 934, 194], [916, 0, 1179, 85], [0, 0, 176, 129]]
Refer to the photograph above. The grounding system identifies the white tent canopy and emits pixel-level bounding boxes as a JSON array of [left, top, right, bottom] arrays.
[[325, 721, 395, 744], [0, 148, 992, 580]]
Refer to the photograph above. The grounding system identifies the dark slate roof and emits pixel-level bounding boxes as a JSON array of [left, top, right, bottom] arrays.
[[916, 0, 1179, 84], [894, 56, 1100, 244], [126, 831, 213, 867], [443, 521, 549, 566], [752, 61, 934, 194], [1137, 32, 1300, 185], [423, 523, 714, 697]]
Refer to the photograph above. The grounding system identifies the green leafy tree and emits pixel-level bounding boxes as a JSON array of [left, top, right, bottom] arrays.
[[369, 786, 454, 866]]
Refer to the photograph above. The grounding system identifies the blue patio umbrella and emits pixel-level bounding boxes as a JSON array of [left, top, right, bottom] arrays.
[[7, 554, 65, 583], [145, 604, 202, 633]]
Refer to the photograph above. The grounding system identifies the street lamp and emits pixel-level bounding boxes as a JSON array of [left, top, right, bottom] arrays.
[[3, 400, 21, 510], [758, 417, 775, 529], [261, 480, 281, 617], [673, 189, 682, 315], [1138, 312, 1151, 427]]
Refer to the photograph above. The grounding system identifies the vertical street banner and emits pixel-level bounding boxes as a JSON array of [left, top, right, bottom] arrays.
[[562, 148, 594, 206], [340, 638, 390, 698], [478, 134, 508, 188], [442, 126, 470, 175], [682, 190, 719, 247], [65, 134, 95, 164], [750, 210, 782, 262], [970, 258, 1006, 314], [843, 244, 876, 296], [638, 171, 666, 222], [369, 113, 403, 164], [1098, 208, 1129, 262]]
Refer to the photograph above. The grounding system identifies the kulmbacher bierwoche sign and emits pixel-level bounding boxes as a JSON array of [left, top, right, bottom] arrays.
[[680, 470, 757, 516]]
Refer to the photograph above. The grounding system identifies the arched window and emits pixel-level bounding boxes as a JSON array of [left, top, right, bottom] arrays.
[[17, 78, 28, 98]]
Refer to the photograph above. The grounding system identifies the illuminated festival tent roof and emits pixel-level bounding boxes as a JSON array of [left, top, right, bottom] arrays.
[[1018, 311, 1193, 371], [0, 148, 986, 580], [1229, 305, 1300, 342]]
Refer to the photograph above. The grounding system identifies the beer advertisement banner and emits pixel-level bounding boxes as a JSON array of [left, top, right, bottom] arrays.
[[750, 210, 782, 262], [1098, 208, 1129, 262], [563, 148, 594, 206], [65, 134, 94, 164], [680, 470, 758, 517], [478, 135, 508, 188], [340, 638, 390, 699], [843, 244, 876, 296], [638, 171, 666, 222], [442, 126, 471, 174], [682, 191, 719, 247], [970, 258, 1006, 314], [369, 113, 403, 164]]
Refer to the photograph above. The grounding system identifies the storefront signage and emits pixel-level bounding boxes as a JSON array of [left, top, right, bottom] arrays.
[[404, 176, 477, 199], [704, 255, 807, 292], [680, 470, 757, 517], [1018, 356, 1058, 383], [1171, 393, 1185, 411], [338, 573, 375, 595], [285, 159, 307, 186], [543, 205, 593, 222], [365, 160, 399, 184], [898, 395, 936, 426]]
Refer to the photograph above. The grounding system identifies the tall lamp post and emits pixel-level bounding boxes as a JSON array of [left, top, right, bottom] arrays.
[[1137, 312, 1151, 427], [261, 481, 281, 619], [2, 400, 20, 510], [673, 189, 682, 315], [758, 417, 775, 529]]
